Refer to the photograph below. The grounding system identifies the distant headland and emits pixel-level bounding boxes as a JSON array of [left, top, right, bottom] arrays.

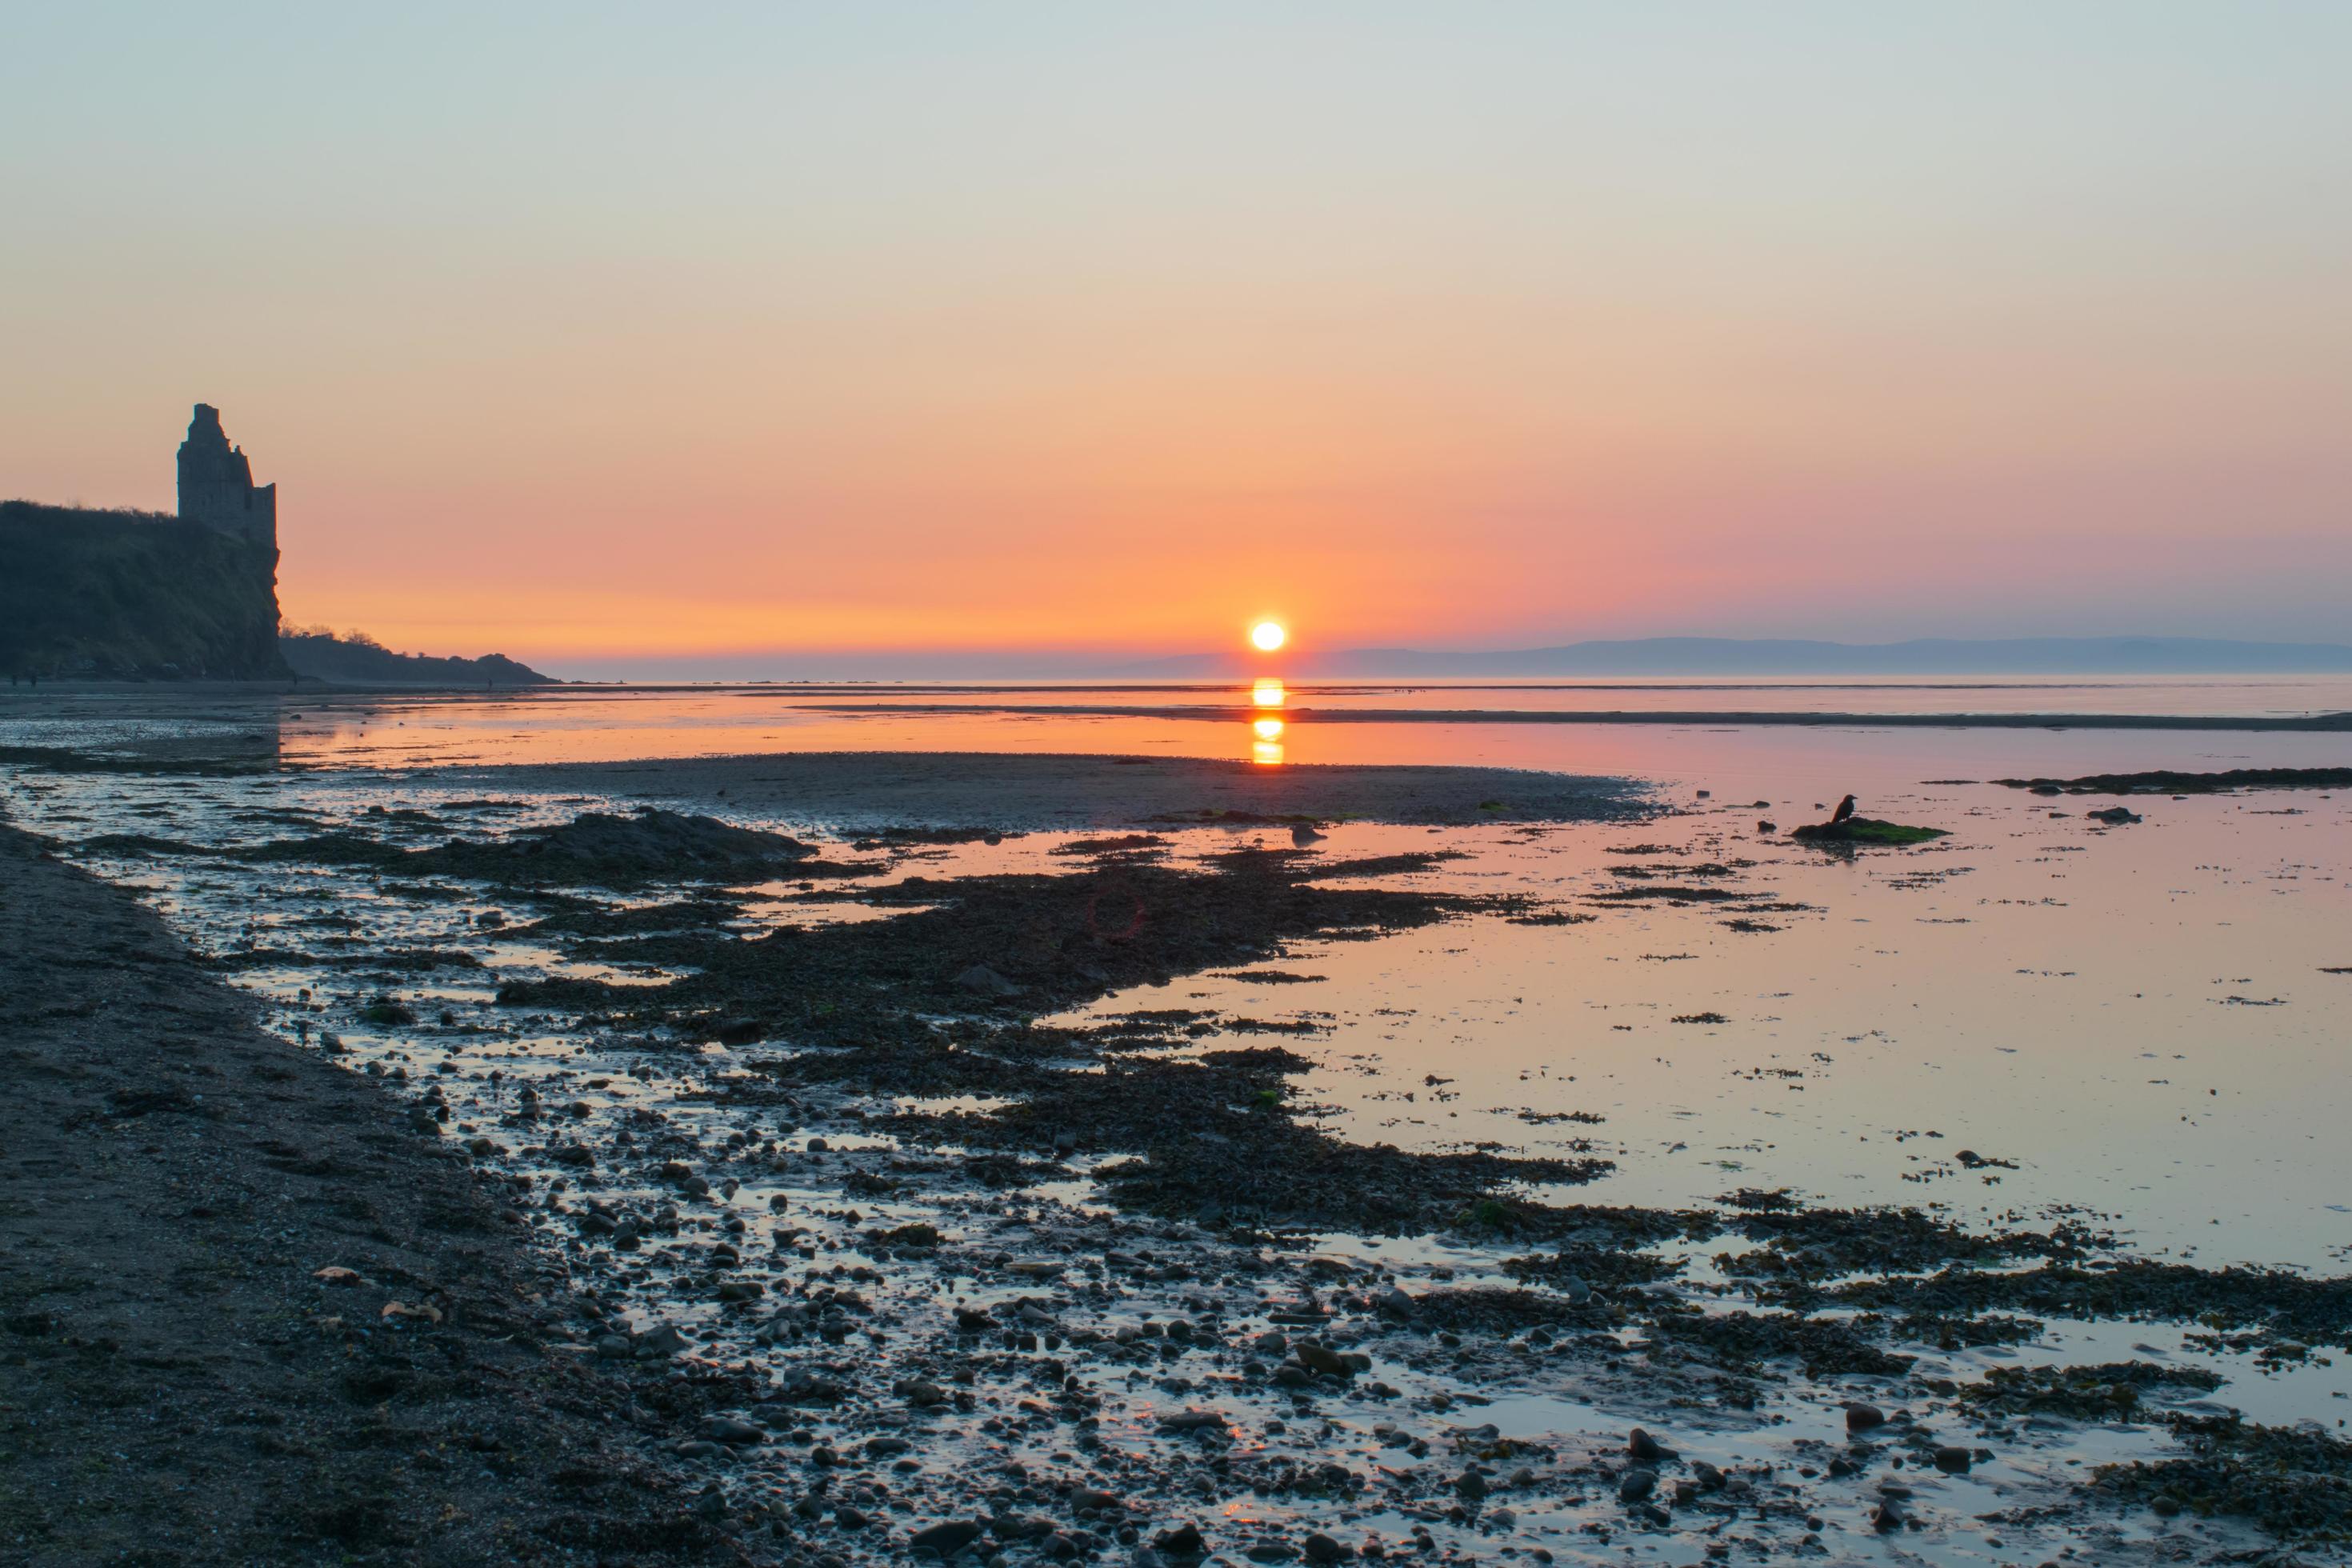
[[1, 405, 551, 686]]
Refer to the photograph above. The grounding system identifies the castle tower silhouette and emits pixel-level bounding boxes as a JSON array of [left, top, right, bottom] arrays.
[[175, 403, 276, 547]]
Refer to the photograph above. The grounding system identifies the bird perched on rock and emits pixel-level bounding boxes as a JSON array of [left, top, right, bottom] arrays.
[[1832, 794, 1856, 823]]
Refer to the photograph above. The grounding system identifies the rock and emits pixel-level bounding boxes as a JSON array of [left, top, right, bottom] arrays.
[[910, 1520, 986, 1558], [1560, 1276, 1592, 1306], [1290, 825, 1326, 846], [638, 1323, 690, 1358], [1157, 1410, 1223, 1432], [716, 1280, 764, 1302], [1302, 1534, 1346, 1564], [836, 1505, 870, 1529], [1845, 1402, 1886, 1432], [1872, 1499, 1906, 1532], [593, 1334, 632, 1358], [2087, 806, 2142, 825], [1932, 1445, 1971, 1474], [866, 1435, 913, 1457], [1618, 1469, 1657, 1502], [1454, 1470, 1488, 1501], [955, 1307, 995, 1332], [1376, 1287, 1416, 1318], [897, 1379, 950, 1406], [1628, 1428, 1674, 1462], [1634, 1503, 1670, 1526], [1295, 1342, 1350, 1377], [1153, 1522, 1207, 1557], [702, 1416, 767, 1446], [954, 964, 1021, 997]]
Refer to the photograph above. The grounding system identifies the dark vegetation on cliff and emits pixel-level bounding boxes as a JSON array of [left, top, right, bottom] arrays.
[[279, 626, 554, 686], [0, 502, 287, 680]]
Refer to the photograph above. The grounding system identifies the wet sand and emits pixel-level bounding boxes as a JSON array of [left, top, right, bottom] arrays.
[[399, 750, 1654, 831], [0, 822, 740, 1565]]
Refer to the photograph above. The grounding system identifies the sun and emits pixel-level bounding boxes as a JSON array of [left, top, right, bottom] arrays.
[[1249, 620, 1287, 652]]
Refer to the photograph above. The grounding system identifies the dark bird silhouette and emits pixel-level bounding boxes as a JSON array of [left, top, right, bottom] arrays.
[[1832, 794, 1857, 824]]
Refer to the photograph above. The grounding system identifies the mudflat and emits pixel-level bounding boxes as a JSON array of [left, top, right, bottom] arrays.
[[396, 750, 1653, 831]]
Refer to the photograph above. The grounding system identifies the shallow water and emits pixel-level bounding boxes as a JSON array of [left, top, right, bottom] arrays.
[[5, 674, 2350, 776]]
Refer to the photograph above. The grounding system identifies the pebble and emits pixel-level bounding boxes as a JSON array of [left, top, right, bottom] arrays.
[[1618, 1469, 1657, 1502], [1845, 1402, 1886, 1432]]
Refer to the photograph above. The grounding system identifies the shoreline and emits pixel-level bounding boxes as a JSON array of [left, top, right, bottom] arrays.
[[0, 821, 759, 1565]]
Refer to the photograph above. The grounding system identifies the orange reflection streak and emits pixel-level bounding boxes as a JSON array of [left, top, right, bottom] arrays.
[[1249, 714, 1286, 766], [1251, 678, 1285, 708]]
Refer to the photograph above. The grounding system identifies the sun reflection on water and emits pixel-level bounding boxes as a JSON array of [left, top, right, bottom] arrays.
[[1248, 700, 1286, 765]]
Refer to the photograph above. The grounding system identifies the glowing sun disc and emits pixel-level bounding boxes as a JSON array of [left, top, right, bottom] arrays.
[[1250, 620, 1287, 652]]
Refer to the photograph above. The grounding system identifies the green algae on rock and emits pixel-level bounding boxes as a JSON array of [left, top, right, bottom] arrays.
[[1789, 816, 1949, 845]]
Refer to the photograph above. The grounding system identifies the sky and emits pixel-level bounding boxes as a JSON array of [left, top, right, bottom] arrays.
[[4, 3, 2349, 676]]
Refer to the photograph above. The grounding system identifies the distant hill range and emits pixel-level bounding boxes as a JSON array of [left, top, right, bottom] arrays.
[[1113, 636, 2352, 679], [278, 629, 553, 687]]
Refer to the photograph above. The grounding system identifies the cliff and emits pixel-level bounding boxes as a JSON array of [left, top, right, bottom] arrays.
[[278, 629, 555, 686], [0, 502, 289, 680]]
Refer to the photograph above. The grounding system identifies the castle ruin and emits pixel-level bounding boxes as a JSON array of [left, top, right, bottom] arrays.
[[176, 403, 276, 546]]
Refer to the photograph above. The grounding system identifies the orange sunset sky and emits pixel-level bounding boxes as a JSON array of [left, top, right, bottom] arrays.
[[5, 5, 2349, 676]]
